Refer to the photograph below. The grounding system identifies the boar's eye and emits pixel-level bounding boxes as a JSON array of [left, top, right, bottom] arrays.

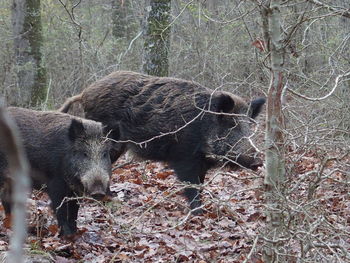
[[102, 151, 109, 159], [77, 151, 88, 158]]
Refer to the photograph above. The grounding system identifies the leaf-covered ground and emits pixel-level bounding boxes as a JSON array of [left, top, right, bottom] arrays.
[[0, 152, 349, 262]]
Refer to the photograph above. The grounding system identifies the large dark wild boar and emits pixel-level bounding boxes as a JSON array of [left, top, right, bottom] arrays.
[[0, 108, 112, 236], [59, 71, 265, 214]]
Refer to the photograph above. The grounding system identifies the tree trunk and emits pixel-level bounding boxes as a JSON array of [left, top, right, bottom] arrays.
[[261, 1, 287, 261], [112, 0, 135, 40], [0, 107, 30, 263], [142, 0, 171, 77], [12, 0, 47, 107]]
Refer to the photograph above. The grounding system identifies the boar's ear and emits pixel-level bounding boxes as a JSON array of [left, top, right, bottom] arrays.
[[212, 93, 235, 113], [68, 119, 85, 141], [250, 97, 266, 119]]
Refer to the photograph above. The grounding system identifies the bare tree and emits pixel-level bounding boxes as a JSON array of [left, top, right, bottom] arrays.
[[260, 1, 287, 261], [0, 107, 30, 263], [256, 0, 350, 261], [12, 0, 47, 107], [142, 0, 171, 76]]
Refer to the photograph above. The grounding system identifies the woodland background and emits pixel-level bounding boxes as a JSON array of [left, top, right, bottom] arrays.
[[0, 0, 349, 262]]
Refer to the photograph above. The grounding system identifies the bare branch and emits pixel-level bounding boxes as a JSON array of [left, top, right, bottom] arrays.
[[202, 6, 258, 25], [288, 71, 350, 101], [306, 0, 350, 19], [162, 0, 194, 34]]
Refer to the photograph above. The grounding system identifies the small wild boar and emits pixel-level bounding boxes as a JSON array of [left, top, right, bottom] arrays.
[[0, 107, 112, 236], [60, 71, 265, 214]]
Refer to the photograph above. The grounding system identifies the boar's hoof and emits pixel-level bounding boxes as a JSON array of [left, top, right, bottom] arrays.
[[60, 224, 77, 237]]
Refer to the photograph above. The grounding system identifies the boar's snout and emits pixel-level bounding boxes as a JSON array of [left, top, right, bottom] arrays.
[[89, 179, 108, 200], [81, 168, 110, 200], [249, 157, 263, 170], [91, 191, 106, 200], [235, 154, 263, 171]]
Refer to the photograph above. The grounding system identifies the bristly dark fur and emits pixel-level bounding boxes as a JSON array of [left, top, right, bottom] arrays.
[[0, 107, 111, 236], [59, 71, 265, 214]]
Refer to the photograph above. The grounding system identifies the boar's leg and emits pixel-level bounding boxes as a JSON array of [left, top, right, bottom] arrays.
[[0, 184, 12, 215], [59, 199, 79, 236], [0, 173, 12, 216], [171, 158, 209, 215], [109, 143, 126, 163], [47, 178, 79, 236], [104, 127, 126, 163]]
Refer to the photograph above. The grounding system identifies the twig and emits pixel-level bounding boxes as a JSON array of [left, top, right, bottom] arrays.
[[112, 161, 133, 171], [202, 6, 258, 25], [161, 0, 194, 34], [288, 71, 350, 101], [306, 0, 350, 19], [243, 235, 259, 263]]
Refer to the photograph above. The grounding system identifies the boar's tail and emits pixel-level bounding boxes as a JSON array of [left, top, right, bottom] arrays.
[[58, 94, 82, 113]]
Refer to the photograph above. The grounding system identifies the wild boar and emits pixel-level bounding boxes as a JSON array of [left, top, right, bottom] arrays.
[[0, 107, 112, 236], [59, 71, 265, 214]]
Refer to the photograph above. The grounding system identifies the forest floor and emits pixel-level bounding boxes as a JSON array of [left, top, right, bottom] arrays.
[[0, 151, 349, 262]]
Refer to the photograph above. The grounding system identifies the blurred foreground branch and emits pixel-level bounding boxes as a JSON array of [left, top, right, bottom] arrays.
[[0, 107, 30, 263]]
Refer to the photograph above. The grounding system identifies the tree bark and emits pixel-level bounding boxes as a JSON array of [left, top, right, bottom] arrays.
[[12, 0, 47, 107], [0, 107, 30, 263], [142, 0, 171, 77], [261, 1, 287, 261]]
